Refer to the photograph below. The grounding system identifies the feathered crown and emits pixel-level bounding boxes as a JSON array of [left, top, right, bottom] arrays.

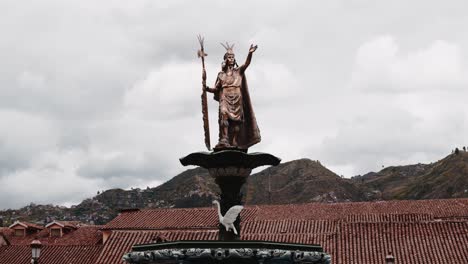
[[220, 42, 235, 55]]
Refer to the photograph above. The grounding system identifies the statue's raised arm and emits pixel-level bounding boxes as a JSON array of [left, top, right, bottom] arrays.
[[239, 44, 258, 74]]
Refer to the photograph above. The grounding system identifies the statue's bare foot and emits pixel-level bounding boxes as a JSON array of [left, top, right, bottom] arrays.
[[215, 138, 231, 149]]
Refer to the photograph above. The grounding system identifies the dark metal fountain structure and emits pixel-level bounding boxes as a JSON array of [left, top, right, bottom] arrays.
[[180, 150, 281, 241], [122, 39, 331, 263]]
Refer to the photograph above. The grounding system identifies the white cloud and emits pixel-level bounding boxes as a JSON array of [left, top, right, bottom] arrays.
[[124, 62, 202, 120], [0, 110, 59, 174], [318, 36, 468, 176], [351, 36, 468, 93], [0, 150, 95, 209]]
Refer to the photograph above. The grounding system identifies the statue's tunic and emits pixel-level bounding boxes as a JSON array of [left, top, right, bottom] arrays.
[[218, 69, 243, 122]]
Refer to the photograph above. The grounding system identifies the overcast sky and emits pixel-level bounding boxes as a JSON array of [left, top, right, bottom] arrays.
[[1, 0, 467, 209]]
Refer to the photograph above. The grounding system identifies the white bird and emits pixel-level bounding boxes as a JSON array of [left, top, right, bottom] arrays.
[[212, 200, 244, 235]]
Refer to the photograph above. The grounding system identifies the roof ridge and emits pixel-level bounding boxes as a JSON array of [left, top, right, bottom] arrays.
[[251, 197, 468, 207], [139, 207, 215, 212], [102, 226, 219, 231]]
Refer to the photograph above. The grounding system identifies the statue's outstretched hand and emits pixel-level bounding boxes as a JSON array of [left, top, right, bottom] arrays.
[[249, 44, 258, 53]]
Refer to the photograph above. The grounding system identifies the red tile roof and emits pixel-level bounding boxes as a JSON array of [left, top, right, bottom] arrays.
[[0, 245, 30, 264], [242, 219, 338, 234], [96, 219, 468, 264], [103, 198, 468, 230], [9, 221, 44, 230], [0, 225, 102, 246], [95, 230, 218, 264], [344, 213, 434, 223], [1, 198, 467, 263], [0, 234, 9, 246], [0, 245, 103, 264], [0, 228, 41, 245], [103, 208, 219, 230], [51, 226, 103, 245], [337, 221, 468, 263], [251, 198, 468, 221], [46, 220, 82, 229], [96, 198, 468, 264]]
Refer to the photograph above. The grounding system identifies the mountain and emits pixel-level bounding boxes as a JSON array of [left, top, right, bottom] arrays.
[[1, 152, 467, 226], [351, 151, 468, 200], [351, 163, 432, 200], [69, 167, 220, 224], [91, 167, 218, 209], [395, 151, 468, 199], [245, 159, 366, 204], [0, 168, 219, 226]]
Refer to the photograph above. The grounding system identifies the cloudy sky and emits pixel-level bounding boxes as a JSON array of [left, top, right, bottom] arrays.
[[1, 0, 467, 209]]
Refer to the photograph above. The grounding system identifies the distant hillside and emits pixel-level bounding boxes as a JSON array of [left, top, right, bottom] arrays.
[[395, 152, 468, 199], [245, 159, 367, 204], [66, 167, 220, 224], [351, 152, 468, 200], [1, 152, 467, 226], [0, 168, 219, 226], [351, 163, 432, 200], [89, 167, 218, 210]]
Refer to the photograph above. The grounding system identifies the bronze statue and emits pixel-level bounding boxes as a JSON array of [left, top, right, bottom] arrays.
[[197, 38, 261, 151]]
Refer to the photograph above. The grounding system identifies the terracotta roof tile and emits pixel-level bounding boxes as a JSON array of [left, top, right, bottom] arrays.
[[0, 245, 29, 264], [242, 219, 338, 235], [51, 226, 103, 245], [46, 220, 82, 229], [103, 208, 219, 230], [344, 213, 434, 223], [337, 221, 468, 264], [251, 198, 468, 221], [95, 230, 218, 264], [9, 221, 44, 230], [97, 221, 467, 264], [103, 198, 468, 230], [0, 245, 103, 264], [96, 199, 468, 264], [1, 225, 102, 246], [2, 229, 42, 245], [0, 228, 10, 236]]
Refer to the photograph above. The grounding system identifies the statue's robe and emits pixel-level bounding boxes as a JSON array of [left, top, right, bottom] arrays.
[[214, 68, 261, 149]]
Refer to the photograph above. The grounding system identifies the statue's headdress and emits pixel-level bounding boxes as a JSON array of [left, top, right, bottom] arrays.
[[221, 42, 235, 56], [220, 42, 237, 69]]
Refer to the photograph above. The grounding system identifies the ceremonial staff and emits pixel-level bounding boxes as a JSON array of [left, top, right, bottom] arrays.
[[197, 35, 211, 150]]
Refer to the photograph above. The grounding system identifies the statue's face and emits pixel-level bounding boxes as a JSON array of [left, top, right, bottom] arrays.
[[226, 54, 235, 66]]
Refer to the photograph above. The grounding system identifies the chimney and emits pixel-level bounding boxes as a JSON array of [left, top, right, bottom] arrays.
[[385, 252, 395, 264]]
